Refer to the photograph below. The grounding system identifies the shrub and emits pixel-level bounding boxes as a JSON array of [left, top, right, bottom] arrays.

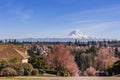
[[83, 71, 88, 76], [32, 69, 39, 75], [46, 70, 57, 75], [11, 63, 33, 76], [22, 63, 33, 76], [83, 66, 96, 76], [0, 67, 18, 76], [0, 59, 9, 70], [12, 64, 24, 76], [107, 65, 113, 76], [107, 60, 120, 76], [113, 61, 120, 74]]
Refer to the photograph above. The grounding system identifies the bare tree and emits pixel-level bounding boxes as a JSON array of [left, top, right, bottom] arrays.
[[45, 44, 79, 76]]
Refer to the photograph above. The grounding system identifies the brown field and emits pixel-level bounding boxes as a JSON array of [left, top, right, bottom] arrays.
[[0, 77, 120, 80]]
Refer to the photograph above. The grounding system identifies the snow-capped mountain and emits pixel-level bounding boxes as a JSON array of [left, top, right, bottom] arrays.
[[16, 30, 99, 42], [68, 30, 92, 39]]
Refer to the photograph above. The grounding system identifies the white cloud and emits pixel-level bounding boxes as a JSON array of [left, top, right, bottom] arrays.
[[71, 6, 120, 16], [76, 21, 120, 39], [57, 5, 120, 39], [72, 20, 98, 24]]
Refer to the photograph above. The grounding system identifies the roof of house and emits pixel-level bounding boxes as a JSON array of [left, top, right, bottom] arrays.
[[0, 44, 29, 59], [14, 48, 30, 59]]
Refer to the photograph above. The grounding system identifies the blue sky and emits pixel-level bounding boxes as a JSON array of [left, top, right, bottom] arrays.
[[0, 0, 120, 39]]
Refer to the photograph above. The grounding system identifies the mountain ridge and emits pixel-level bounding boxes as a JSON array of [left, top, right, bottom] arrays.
[[16, 30, 101, 42]]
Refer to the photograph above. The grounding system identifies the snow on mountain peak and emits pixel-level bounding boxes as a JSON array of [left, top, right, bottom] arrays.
[[68, 30, 91, 39]]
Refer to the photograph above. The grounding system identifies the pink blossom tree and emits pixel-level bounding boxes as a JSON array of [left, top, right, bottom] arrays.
[[45, 44, 79, 76], [83, 66, 96, 76], [95, 48, 118, 70]]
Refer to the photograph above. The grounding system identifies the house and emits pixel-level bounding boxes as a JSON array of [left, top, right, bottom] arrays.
[[14, 48, 30, 63], [0, 44, 30, 63]]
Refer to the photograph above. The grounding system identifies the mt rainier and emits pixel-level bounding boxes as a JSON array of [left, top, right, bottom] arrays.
[[18, 30, 95, 42], [68, 30, 92, 39]]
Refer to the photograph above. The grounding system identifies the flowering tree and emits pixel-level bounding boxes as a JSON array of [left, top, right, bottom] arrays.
[[83, 66, 96, 76], [95, 48, 118, 70], [0, 67, 18, 76], [45, 44, 79, 76]]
